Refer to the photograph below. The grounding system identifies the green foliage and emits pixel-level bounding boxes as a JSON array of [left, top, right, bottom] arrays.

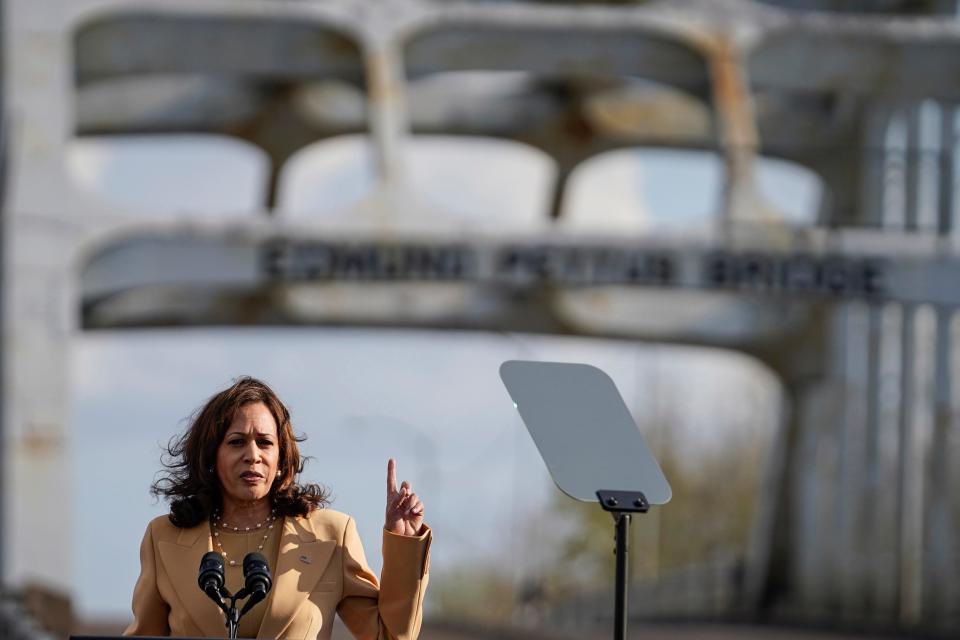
[[553, 416, 768, 587], [545, 414, 767, 590], [429, 565, 518, 624], [430, 375, 774, 623]]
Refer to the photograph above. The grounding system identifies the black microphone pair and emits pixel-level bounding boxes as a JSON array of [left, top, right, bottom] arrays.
[[198, 551, 273, 636]]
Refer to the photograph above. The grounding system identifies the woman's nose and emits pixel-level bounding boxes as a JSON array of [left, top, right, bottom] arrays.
[[243, 441, 261, 462]]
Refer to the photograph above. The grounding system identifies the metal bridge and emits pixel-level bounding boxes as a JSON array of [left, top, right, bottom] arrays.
[[5, 0, 960, 634]]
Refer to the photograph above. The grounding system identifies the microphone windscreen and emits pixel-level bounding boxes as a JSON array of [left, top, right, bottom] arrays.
[[198, 551, 225, 592], [243, 552, 272, 595]]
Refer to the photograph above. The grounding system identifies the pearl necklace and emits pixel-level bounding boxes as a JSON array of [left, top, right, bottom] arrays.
[[211, 509, 278, 567]]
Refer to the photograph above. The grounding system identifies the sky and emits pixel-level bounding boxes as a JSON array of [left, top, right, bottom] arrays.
[[65, 134, 800, 618]]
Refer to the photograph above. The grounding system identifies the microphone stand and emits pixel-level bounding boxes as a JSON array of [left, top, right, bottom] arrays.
[[200, 551, 271, 639], [207, 585, 252, 639]]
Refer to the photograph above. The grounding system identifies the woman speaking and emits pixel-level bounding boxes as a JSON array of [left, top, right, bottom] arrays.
[[124, 377, 431, 639]]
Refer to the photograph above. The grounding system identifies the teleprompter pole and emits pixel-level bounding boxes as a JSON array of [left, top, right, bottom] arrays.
[[498, 361, 671, 640], [615, 513, 631, 640], [598, 490, 649, 640]]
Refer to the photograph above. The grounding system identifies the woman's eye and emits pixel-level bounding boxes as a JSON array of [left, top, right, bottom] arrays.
[[258, 440, 273, 447], [229, 439, 244, 446]]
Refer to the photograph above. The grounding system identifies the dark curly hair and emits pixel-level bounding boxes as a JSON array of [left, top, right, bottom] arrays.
[[151, 376, 330, 528]]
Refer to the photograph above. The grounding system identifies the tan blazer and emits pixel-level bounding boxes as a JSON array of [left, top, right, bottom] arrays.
[[124, 509, 431, 640]]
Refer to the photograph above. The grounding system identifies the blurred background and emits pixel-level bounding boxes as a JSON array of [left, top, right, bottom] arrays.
[[3, 0, 960, 638]]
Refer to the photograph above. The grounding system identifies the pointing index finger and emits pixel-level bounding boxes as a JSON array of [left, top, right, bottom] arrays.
[[387, 458, 398, 495]]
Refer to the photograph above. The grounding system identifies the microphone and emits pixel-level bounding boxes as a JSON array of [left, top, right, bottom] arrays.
[[239, 552, 272, 616], [198, 551, 226, 605]]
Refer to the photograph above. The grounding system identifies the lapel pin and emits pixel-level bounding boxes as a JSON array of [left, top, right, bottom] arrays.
[[299, 554, 311, 564]]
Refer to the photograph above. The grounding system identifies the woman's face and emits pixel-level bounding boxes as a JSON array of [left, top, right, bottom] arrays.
[[216, 401, 280, 507]]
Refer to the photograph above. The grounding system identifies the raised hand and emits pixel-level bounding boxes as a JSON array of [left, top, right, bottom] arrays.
[[385, 458, 425, 536]]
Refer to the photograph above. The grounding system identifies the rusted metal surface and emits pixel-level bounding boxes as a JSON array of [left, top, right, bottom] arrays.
[[703, 36, 761, 224]]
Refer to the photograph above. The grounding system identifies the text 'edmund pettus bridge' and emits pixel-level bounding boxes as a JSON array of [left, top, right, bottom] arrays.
[[262, 239, 886, 299]]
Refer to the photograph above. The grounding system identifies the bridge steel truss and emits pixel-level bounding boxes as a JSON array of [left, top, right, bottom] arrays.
[[6, 0, 960, 631]]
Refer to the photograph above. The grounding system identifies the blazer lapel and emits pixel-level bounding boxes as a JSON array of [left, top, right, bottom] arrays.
[[157, 522, 226, 638], [258, 516, 337, 640]]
